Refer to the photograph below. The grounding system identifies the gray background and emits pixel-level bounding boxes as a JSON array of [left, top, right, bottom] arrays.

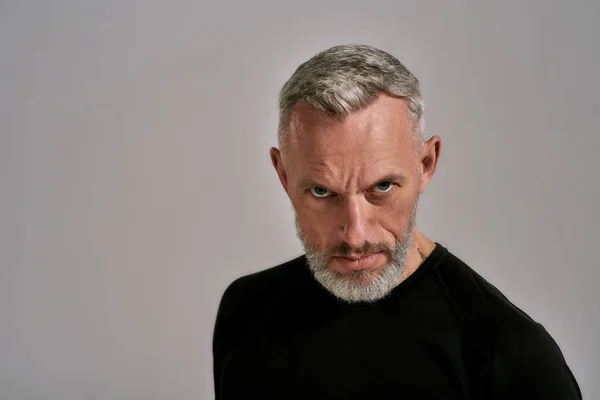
[[1, 0, 598, 399]]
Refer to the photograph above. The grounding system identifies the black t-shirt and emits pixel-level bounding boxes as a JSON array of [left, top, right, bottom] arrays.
[[213, 243, 581, 399]]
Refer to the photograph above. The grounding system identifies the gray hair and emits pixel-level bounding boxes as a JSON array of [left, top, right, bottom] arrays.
[[278, 44, 425, 148]]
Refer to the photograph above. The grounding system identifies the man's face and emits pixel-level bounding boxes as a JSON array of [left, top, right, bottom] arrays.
[[272, 95, 426, 302]]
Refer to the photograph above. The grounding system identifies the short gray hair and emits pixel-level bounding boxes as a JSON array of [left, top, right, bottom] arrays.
[[278, 44, 425, 148]]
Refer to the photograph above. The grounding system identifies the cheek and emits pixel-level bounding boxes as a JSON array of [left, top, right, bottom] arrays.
[[378, 196, 417, 237], [296, 214, 333, 251], [293, 200, 337, 246]]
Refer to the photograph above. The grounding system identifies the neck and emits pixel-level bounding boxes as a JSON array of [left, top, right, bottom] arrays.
[[397, 228, 436, 285]]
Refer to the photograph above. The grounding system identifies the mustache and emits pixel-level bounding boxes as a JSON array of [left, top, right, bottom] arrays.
[[324, 241, 395, 258]]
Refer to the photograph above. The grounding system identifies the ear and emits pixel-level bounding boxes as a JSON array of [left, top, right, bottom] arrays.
[[270, 147, 289, 192], [418, 135, 442, 194]]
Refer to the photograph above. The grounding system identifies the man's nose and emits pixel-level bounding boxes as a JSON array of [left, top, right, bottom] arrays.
[[338, 196, 370, 249]]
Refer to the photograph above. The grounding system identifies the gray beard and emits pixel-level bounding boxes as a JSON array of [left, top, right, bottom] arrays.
[[295, 198, 418, 304]]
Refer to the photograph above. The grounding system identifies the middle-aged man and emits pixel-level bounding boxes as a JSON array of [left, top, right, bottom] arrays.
[[212, 44, 582, 399]]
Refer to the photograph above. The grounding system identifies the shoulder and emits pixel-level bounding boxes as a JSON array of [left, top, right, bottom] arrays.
[[434, 248, 539, 328], [223, 255, 307, 296], [216, 255, 308, 315], [487, 320, 582, 399], [435, 247, 581, 398], [436, 248, 565, 348]]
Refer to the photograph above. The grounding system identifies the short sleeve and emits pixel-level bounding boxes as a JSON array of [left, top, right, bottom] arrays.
[[487, 322, 582, 399], [212, 277, 249, 399]]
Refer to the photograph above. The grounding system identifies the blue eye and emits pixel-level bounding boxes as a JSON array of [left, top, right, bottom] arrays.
[[310, 187, 331, 198], [375, 181, 393, 193]]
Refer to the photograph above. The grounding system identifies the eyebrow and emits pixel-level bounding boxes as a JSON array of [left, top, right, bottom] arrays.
[[377, 173, 408, 184], [297, 173, 408, 191]]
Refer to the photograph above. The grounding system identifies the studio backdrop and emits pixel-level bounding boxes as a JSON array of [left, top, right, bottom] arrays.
[[1, 1, 598, 399]]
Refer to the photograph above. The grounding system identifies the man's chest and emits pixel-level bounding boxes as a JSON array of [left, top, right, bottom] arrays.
[[218, 314, 469, 400]]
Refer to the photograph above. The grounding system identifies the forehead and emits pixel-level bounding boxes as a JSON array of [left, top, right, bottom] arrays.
[[284, 95, 417, 182]]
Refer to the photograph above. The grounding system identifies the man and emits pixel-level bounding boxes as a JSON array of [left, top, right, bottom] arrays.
[[212, 44, 582, 399]]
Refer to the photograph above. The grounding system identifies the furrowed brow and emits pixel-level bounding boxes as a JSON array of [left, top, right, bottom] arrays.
[[297, 177, 324, 190], [374, 173, 408, 185], [297, 173, 407, 191]]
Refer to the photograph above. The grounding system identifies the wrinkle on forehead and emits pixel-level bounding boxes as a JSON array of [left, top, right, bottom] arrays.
[[285, 96, 415, 156], [301, 150, 411, 194], [280, 95, 420, 194]]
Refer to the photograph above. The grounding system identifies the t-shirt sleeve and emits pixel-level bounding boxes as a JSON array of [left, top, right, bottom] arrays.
[[488, 322, 582, 399], [212, 277, 248, 399]]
